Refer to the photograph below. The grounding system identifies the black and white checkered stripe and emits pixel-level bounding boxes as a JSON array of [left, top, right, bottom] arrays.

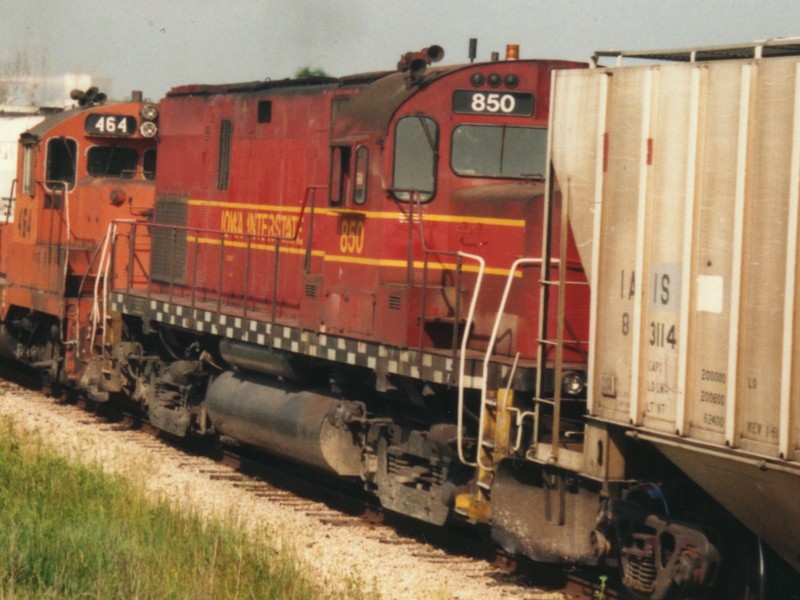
[[108, 292, 517, 390]]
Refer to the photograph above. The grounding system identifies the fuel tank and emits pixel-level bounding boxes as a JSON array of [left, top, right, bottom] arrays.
[[205, 371, 363, 476]]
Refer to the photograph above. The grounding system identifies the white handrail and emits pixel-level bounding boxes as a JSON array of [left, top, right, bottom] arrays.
[[455, 251, 485, 467], [474, 257, 550, 471], [89, 224, 112, 354]]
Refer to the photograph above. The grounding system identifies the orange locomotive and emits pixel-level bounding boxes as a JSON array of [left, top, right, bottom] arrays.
[[0, 89, 158, 385]]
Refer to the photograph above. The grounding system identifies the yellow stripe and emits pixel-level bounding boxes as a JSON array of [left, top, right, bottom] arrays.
[[324, 254, 519, 276], [189, 199, 305, 213], [191, 235, 323, 257], [187, 198, 525, 228], [193, 235, 519, 277]]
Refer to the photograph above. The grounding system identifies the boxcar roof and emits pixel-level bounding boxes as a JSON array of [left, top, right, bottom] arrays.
[[593, 37, 800, 64]]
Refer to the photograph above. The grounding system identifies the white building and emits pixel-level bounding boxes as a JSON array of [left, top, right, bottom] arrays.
[[0, 73, 111, 108], [0, 107, 51, 222], [0, 73, 110, 222]]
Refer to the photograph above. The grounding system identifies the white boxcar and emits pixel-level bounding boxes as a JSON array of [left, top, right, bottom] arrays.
[[549, 42, 800, 573]]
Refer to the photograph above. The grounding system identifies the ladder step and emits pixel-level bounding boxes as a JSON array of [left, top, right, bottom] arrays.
[[412, 284, 460, 291], [538, 338, 591, 346], [540, 279, 590, 286], [482, 440, 495, 449], [421, 316, 463, 324]]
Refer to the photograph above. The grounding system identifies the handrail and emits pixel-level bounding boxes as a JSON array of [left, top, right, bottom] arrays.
[[454, 251, 485, 467], [38, 180, 71, 345], [393, 189, 486, 467], [410, 189, 470, 356], [4, 178, 15, 224], [112, 186, 322, 330], [89, 222, 114, 355], [303, 185, 325, 275], [475, 256, 550, 471], [402, 191, 488, 468]]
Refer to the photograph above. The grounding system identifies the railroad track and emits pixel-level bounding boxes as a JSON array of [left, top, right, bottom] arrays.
[[0, 368, 618, 600]]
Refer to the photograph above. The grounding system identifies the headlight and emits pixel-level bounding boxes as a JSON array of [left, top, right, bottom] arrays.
[[139, 121, 158, 138], [141, 104, 158, 121], [562, 371, 586, 396]]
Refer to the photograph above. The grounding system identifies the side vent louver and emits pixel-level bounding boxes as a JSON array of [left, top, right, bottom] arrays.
[[216, 119, 233, 190], [388, 294, 402, 310]]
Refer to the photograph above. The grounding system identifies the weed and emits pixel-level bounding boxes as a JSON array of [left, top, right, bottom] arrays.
[[594, 574, 608, 599]]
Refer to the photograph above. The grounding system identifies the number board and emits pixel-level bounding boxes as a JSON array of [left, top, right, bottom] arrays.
[[85, 114, 137, 136], [452, 90, 534, 116]]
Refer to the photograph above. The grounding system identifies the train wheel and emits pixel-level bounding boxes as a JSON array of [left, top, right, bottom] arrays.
[[728, 538, 800, 600], [711, 531, 765, 600]]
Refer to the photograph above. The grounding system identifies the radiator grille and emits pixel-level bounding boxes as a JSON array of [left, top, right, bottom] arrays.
[[150, 195, 188, 284]]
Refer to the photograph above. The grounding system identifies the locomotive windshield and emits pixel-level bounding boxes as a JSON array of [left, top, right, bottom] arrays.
[[87, 146, 138, 178], [86, 146, 157, 180], [451, 125, 547, 179], [392, 115, 438, 202]]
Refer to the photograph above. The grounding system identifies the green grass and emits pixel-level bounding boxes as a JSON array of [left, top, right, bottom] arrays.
[[0, 417, 325, 600]]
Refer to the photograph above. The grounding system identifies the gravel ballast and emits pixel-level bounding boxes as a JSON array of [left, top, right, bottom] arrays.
[[0, 385, 565, 599]]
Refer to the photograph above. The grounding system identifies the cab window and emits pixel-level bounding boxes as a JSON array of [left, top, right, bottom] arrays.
[[143, 148, 157, 180], [392, 115, 438, 202], [329, 146, 351, 206], [46, 137, 77, 190], [22, 145, 35, 195], [87, 146, 138, 178], [451, 125, 547, 179], [353, 146, 368, 205]]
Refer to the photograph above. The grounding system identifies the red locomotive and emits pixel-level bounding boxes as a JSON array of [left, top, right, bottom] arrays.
[[101, 43, 591, 552]]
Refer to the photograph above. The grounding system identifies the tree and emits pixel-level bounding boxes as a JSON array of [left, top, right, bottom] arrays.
[[294, 66, 330, 79], [0, 49, 48, 105]]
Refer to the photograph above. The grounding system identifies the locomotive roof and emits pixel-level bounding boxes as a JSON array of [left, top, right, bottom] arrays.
[[166, 70, 393, 96], [17, 101, 140, 143], [19, 106, 91, 142], [166, 63, 462, 139], [165, 58, 563, 139]]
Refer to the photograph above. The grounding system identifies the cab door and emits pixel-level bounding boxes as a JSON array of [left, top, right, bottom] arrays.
[[316, 142, 375, 336]]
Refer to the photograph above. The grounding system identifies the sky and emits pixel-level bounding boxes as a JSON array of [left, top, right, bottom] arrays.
[[2, 0, 800, 102]]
